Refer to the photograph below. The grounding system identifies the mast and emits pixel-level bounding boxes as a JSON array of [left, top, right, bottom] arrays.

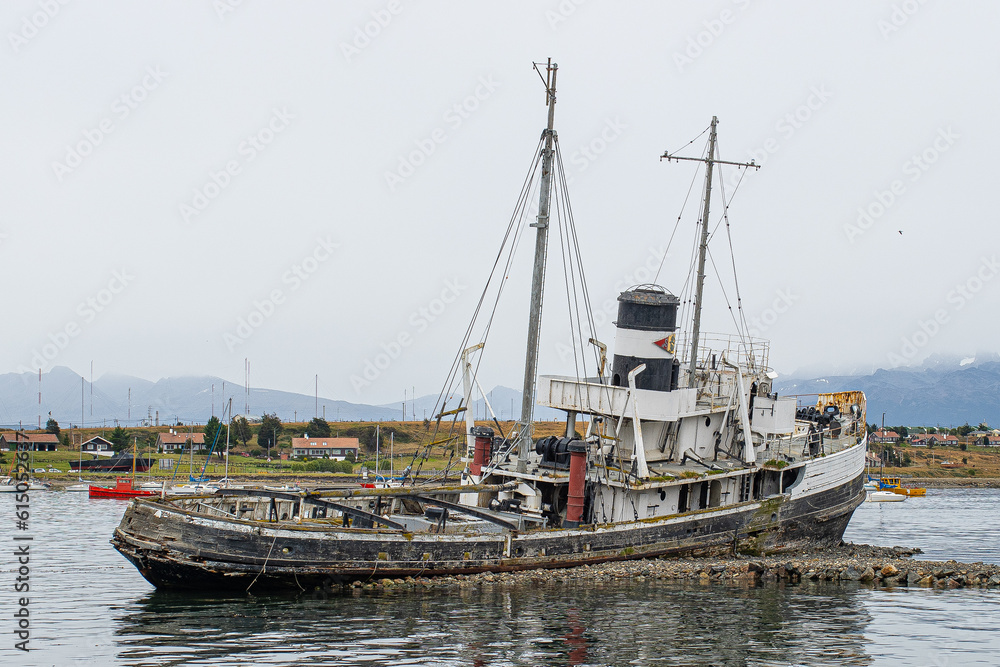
[[689, 117, 718, 385], [661, 116, 760, 387], [517, 59, 558, 472]]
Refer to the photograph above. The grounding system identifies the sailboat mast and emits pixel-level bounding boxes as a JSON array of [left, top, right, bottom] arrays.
[[688, 116, 718, 385], [517, 59, 558, 472], [661, 116, 759, 386]]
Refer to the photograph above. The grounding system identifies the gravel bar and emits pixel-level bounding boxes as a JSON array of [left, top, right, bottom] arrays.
[[348, 544, 1000, 592]]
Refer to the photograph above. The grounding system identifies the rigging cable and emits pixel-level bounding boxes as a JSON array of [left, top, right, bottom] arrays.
[[430, 137, 545, 419]]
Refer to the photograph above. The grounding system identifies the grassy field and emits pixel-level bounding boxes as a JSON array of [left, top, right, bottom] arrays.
[[8, 422, 999, 481], [876, 444, 1000, 478], [1, 419, 578, 480]]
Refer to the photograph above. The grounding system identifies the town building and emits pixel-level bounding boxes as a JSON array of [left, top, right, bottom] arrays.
[[82, 435, 114, 453], [870, 429, 900, 444], [290, 437, 359, 460], [155, 431, 206, 453], [0, 432, 59, 451]]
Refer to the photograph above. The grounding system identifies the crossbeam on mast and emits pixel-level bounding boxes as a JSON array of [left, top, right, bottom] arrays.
[[660, 116, 760, 387]]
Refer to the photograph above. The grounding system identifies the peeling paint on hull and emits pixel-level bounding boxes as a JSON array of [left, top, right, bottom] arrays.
[[112, 473, 865, 592]]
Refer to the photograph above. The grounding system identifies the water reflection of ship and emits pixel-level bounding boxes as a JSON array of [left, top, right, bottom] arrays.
[[113, 581, 871, 665]]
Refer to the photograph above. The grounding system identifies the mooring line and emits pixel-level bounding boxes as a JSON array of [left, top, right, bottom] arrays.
[[247, 532, 278, 593]]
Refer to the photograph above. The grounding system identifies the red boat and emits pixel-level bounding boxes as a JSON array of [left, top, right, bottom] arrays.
[[89, 477, 156, 499]]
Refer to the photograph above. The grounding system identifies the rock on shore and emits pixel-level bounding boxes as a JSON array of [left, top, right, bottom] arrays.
[[350, 544, 1000, 592]]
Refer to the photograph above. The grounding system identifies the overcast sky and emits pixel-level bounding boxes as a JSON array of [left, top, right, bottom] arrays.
[[3, 1, 998, 407]]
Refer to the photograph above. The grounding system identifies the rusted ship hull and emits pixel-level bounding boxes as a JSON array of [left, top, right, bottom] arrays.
[[112, 472, 865, 592]]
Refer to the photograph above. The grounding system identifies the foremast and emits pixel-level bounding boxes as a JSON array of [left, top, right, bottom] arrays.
[[661, 116, 759, 387], [517, 59, 558, 472]]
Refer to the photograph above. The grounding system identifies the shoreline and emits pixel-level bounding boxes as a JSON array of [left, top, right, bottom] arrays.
[[36, 474, 1000, 491], [346, 544, 1000, 592], [903, 477, 1000, 488]]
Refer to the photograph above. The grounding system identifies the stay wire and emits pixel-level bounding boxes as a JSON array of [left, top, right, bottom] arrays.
[[431, 137, 545, 418]]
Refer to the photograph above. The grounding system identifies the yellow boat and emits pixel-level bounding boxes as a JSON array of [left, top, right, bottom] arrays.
[[879, 476, 927, 497]]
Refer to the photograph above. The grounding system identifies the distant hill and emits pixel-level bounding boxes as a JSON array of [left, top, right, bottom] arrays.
[[0, 367, 402, 428], [775, 355, 1000, 427], [6, 357, 995, 431], [381, 385, 565, 424], [0, 368, 564, 429]]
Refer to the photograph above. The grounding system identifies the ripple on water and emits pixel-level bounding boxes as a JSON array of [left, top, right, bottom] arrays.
[[2, 488, 999, 666], [844, 488, 1000, 564]]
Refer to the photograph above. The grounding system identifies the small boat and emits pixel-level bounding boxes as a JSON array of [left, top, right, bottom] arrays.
[[89, 477, 157, 499], [71, 453, 153, 473], [90, 440, 157, 499], [867, 490, 906, 503], [167, 483, 221, 495], [872, 475, 926, 497], [65, 483, 91, 492], [0, 476, 48, 492]]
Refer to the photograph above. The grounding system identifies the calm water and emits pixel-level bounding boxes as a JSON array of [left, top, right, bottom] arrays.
[[1, 489, 997, 666]]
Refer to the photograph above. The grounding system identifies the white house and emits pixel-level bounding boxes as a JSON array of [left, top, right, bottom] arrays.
[[290, 437, 359, 460], [82, 436, 114, 453]]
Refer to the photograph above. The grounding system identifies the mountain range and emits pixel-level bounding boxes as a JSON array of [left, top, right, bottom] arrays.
[[0, 367, 563, 430], [1, 356, 997, 430], [774, 354, 1000, 428]]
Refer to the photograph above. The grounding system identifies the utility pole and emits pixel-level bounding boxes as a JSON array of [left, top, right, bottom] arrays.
[[517, 58, 558, 473], [661, 117, 760, 386]]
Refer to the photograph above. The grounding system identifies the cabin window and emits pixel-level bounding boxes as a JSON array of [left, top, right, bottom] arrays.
[[708, 480, 722, 508]]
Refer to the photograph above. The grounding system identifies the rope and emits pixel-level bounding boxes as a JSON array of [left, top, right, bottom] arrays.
[[246, 531, 279, 593]]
